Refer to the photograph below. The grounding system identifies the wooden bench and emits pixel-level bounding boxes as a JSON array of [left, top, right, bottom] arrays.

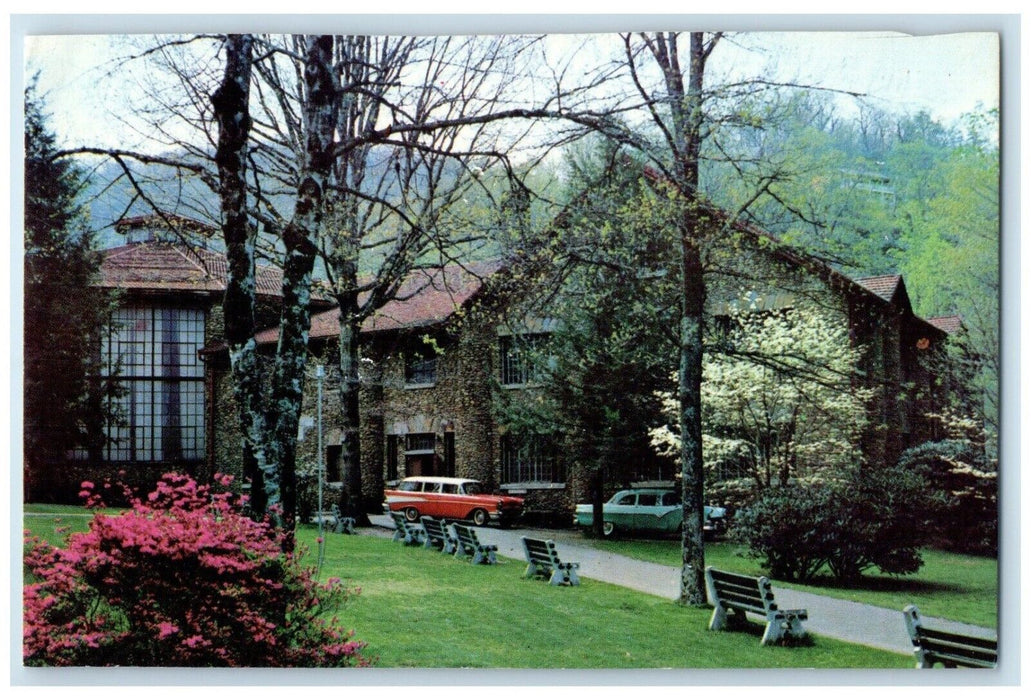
[[420, 516, 458, 554], [451, 523, 498, 565], [705, 567, 808, 645], [389, 510, 426, 546], [903, 605, 997, 668], [311, 504, 355, 534], [521, 536, 580, 586]]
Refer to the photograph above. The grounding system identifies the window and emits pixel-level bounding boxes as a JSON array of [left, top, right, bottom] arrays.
[[661, 492, 680, 507], [404, 338, 438, 385], [406, 433, 436, 453], [637, 493, 658, 506], [500, 333, 550, 385], [101, 306, 206, 462], [616, 493, 637, 506], [325, 444, 342, 482], [501, 433, 565, 484]]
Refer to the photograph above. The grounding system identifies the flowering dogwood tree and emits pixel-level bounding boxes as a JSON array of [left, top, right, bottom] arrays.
[[651, 301, 874, 491]]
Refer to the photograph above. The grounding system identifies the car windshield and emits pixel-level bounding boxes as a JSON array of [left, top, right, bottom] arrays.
[[462, 482, 484, 495], [398, 481, 420, 492]]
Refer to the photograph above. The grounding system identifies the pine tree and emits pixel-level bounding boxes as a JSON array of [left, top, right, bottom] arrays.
[[23, 82, 119, 501]]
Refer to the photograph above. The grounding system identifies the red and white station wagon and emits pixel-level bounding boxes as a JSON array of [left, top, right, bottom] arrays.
[[383, 476, 524, 528]]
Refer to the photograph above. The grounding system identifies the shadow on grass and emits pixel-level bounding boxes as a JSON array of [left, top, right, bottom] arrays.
[[710, 616, 817, 648], [796, 574, 968, 596]]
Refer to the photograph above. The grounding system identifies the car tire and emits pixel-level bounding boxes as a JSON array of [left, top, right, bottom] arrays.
[[471, 509, 489, 527], [404, 507, 420, 523], [602, 521, 616, 538]]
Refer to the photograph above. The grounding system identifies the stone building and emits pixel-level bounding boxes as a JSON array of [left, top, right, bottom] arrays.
[[37, 211, 957, 520], [212, 225, 959, 522], [25, 214, 332, 502]]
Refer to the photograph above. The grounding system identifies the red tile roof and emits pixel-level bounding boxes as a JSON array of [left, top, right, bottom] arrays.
[[926, 315, 963, 334], [252, 260, 504, 346], [854, 274, 903, 302], [99, 241, 294, 298]]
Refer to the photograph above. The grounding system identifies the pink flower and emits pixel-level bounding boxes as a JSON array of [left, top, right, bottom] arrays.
[[157, 621, 179, 639]]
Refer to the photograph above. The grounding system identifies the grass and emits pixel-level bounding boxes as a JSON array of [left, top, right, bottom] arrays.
[[21, 505, 911, 669], [300, 527, 910, 668], [582, 537, 998, 629], [22, 504, 109, 547]]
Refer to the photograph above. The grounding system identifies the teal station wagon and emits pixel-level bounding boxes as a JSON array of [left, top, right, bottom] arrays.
[[574, 488, 727, 538]]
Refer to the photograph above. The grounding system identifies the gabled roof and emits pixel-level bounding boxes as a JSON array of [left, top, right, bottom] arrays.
[[854, 274, 903, 302], [251, 259, 505, 346], [99, 241, 287, 297], [926, 315, 964, 334]]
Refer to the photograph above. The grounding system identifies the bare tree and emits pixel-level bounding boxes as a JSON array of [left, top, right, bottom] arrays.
[[236, 34, 593, 523], [60, 32, 594, 538]]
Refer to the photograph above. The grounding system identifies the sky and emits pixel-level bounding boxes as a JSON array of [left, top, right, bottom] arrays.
[[20, 26, 1000, 152]]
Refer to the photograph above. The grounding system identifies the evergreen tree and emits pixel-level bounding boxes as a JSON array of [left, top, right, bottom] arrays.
[[23, 83, 119, 500]]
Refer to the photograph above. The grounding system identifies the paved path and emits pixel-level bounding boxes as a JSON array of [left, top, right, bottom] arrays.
[[367, 514, 996, 655]]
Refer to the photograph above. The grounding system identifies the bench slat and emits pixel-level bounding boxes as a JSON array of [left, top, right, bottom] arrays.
[[916, 626, 998, 651], [712, 579, 774, 601], [709, 573, 767, 589], [713, 591, 768, 615], [920, 640, 998, 665]]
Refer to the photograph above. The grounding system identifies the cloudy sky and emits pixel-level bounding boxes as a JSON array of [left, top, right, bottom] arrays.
[[20, 22, 1000, 152]]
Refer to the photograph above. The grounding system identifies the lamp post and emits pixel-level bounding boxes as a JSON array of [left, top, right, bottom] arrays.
[[316, 364, 325, 570]]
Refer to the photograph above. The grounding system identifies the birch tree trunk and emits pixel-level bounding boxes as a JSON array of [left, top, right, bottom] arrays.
[[212, 34, 338, 545], [212, 34, 279, 521]]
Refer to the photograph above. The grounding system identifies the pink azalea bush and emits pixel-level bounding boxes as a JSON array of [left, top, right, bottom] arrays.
[[24, 473, 368, 667]]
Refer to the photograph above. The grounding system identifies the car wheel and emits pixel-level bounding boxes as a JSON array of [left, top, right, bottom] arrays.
[[404, 507, 420, 523], [471, 509, 489, 527], [602, 521, 616, 537]]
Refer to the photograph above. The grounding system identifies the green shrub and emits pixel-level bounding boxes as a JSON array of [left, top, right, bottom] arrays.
[[897, 439, 997, 556], [732, 485, 836, 581], [734, 465, 933, 583]]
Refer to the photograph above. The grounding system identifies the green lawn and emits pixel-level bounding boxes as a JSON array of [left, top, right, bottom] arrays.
[[301, 527, 910, 668], [583, 537, 998, 629], [22, 506, 911, 669]]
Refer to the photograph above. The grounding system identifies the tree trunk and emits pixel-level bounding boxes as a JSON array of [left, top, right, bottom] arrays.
[[213, 35, 338, 549], [212, 34, 280, 521], [267, 34, 340, 547], [674, 32, 709, 607], [678, 220, 707, 606], [336, 290, 370, 525], [590, 463, 605, 538]]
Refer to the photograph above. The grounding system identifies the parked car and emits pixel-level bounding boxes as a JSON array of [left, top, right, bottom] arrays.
[[574, 488, 727, 538], [383, 476, 524, 527]]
